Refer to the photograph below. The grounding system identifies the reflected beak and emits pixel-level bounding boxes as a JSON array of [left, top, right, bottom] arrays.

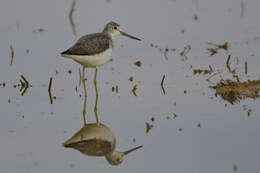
[[119, 31, 141, 41], [123, 145, 143, 155]]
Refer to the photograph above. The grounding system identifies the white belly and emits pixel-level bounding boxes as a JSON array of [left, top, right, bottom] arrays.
[[62, 48, 112, 68]]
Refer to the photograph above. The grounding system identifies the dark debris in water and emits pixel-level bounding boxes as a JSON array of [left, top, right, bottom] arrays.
[[10, 45, 14, 65], [0, 82, 6, 87], [48, 77, 53, 104], [193, 15, 198, 21], [33, 28, 45, 33], [145, 122, 153, 134], [134, 61, 142, 67], [226, 55, 240, 82], [180, 45, 191, 61], [211, 79, 260, 104], [19, 75, 32, 96], [132, 84, 137, 96], [193, 67, 213, 75], [112, 85, 119, 94], [161, 74, 166, 95], [129, 76, 133, 82], [245, 61, 248, 75], [132, 138, 136, 143], [207, 42, 228, 56]]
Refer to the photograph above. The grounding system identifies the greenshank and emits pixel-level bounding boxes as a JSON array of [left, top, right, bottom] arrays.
[[61, 22, 141, 124]]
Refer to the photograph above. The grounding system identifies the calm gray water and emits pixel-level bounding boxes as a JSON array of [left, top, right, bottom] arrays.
[[1, 0, 260, 172]]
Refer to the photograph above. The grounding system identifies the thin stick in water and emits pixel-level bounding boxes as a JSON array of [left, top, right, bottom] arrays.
[[245, 61, 248, 75], [48, 77, 53, 104], [226, 55, 232, 73], [161, 74, 166, 95], [10, 45, 14, 65]]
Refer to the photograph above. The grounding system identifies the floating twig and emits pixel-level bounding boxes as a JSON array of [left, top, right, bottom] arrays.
[[21, 75, 29, 86], [48, 77, 53, 104], [69, 0, 77, 36], [180, 45, 191, 61], [193, 68, 212, 75], [226, 55, 232, 73], [132, 84, 137, 96], [207, 42, 228, 56], [10, 45, 14, 65], [161, 74, 166, 95], [245, 61, 248, 75], [145, 122, 153, 134], [19, 75, 31, 96]]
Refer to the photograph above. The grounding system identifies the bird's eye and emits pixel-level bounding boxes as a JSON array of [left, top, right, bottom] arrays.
[[114, 26, 117, 30]]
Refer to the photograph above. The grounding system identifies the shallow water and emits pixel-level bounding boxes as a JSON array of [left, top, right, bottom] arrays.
[[1, 0, 260, 172]]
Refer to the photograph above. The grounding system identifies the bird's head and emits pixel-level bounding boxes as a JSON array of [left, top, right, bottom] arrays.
[[103, 21, 141, 41]]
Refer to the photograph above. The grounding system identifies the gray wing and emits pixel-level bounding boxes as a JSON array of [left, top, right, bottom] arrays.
[[61, 33, 111, 56]]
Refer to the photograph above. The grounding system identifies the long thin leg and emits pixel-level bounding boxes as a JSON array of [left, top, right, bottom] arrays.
[[82, 66, 87, 126], [94, 68, 99, 124]]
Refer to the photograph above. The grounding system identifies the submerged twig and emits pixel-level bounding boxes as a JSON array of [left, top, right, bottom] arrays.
[[226, 55, 232, 73], [145, 122, 153, 134], [180, 45, 191, 61], [245, 61, 248, 75], [48, 77, 53, 104], [161, 74, 166, 95], [226, 55, 239, 81], [69, 0, 77, 36], [132, 84, 137, 96], [19, 75, 31, 96], [193, 68, 212, 75], [207, 42, 228, 56], [10, 45, 14, 65]]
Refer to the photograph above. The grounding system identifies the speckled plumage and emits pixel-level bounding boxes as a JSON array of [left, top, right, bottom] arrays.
[[60, 21, 140, 68], [61, 33, 113, 56]]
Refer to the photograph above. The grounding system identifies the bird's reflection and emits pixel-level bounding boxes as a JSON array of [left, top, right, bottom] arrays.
[[63, 71, 143, 165], [63, 123, 143, 165]]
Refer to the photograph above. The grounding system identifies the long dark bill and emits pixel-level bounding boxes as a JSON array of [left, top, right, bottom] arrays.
[[120, 31, 141, 41]]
